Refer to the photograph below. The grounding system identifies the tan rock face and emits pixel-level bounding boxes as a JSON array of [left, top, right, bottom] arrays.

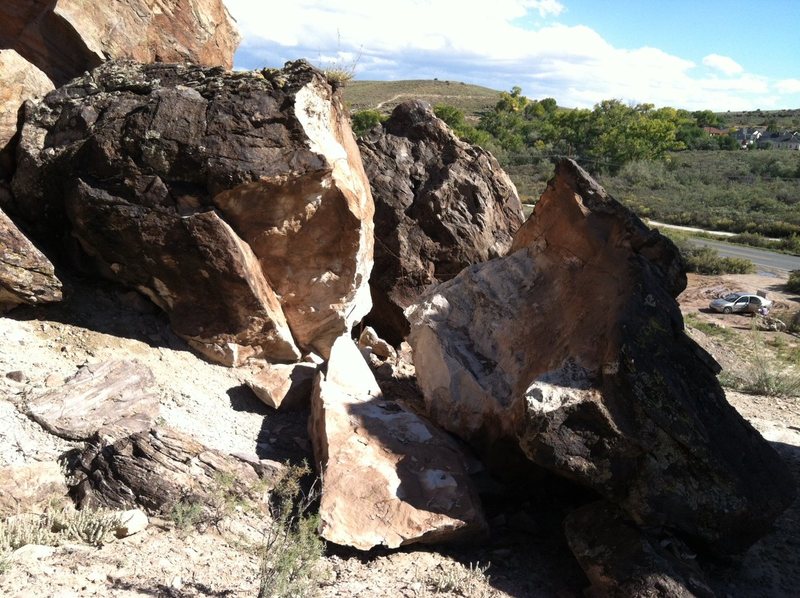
[[0, 206, 61, 311], [0, 461, 68, 516], [408, 159, 795, 555], [0, 0, 239, 86], [11, 60, 374, 365], [246, 362, 317, 410], [0, 49, 53, 158], [308, 335, 486, 550]]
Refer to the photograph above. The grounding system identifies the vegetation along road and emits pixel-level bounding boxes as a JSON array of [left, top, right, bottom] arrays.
[[691, 238, 800, 273]]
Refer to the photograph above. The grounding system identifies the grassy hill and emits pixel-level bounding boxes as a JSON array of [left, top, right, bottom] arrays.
[[720, 108, 800, 130], [343, 79, 501, 119]]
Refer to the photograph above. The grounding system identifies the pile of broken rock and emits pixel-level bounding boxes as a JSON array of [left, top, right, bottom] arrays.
[[0, 3, 795, 595]]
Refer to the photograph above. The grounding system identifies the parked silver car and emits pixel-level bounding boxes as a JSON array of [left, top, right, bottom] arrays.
[[709, 292, 773, 314]]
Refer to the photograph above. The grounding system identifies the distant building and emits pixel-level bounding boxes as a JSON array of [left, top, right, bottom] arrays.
[[757, 131, 800, 150], [732, 127, 763, 148], [702, 126, 727, 137]]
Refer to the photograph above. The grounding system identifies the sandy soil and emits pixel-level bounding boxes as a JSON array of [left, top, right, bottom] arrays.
[[0, 270, 798, 597]]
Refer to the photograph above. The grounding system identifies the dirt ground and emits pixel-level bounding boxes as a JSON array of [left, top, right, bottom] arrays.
[[0, 270, 799, 597]]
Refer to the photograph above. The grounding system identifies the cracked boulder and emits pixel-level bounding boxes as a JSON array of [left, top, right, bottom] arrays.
[[309, 335, 487, 550], [407, 158, 795, 554], [358, 100, 523, 345], [11, 60, 374, 365]]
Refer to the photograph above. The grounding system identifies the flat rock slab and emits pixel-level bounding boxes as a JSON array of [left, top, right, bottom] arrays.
[[246, 362, 317, 410], [0, 206, 61, 311], [309, 335, 486, 550], [0, 461, 68, 516], [26, 360, 158, 441]]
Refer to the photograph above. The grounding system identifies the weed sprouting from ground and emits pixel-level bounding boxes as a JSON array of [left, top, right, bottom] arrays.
[[419, 561, 495, 597], [257, 462, 325, 598]]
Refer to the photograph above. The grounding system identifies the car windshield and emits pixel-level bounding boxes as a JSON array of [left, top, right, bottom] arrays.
[[723, 293, 741, 301]]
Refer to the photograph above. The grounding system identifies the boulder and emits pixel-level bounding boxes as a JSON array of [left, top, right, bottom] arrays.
[[564, 501, 713, 598], [71, 426, 263, 514], [0, 461, 68, 516], [308, 335, 487, 550], [0, 206, 61, 311], [12, 60, 374, 365], [246, 362, 317, 410], [114, 508, 149, 538], [0, 49, 53, 174], [26, 360, 159, 441], [358, 100, 523, 345], [407, 159, 795, 554], [0, 0, 239, 86]]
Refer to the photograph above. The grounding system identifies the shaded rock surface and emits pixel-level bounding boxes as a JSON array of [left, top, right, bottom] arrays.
[[407, 158, 795, 554], [71, 426, 263, 514], [308, 335, 487, 550], [0, 461, 68, 516], [565, 501, 713, 598], [0, 49, 53, 173], [11, 60, 374, 365], [0, 206, 62, 311], [358, 100, 523, 345], [246, 361, 317, 410], [0, 0, 239, 86], [26, 360, 158, 441]]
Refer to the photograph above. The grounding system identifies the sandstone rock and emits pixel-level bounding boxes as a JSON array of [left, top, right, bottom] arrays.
[[71, 426, 263, 513], [565, 501, 714, 598], [358, 100, 523, 345], [407, 159, 795, 554], [246, 362, 317, 410], [358, 325, 396, 361], [12, 60, 374, 364], [26, 360, 159, 441], [0, 0, 239, 86], [114, 508, 149, 538], [0, 461, 68, 516], [308, 335, 487, 550], [0, 206, 62, 312], [0, 49, 53, 173]]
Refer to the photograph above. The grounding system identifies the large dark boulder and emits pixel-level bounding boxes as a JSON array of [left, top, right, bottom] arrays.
[[408, 159, 795, 555], [11, 60, 375, 365], [358, 100, 523, 344]]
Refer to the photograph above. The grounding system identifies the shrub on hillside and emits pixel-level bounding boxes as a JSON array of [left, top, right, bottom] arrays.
[[672, 239, 755, 275], [787, 270, 800, 294], [351, 109, 384, 136]]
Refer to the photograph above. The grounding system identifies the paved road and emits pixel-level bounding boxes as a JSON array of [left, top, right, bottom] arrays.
[[690, 238, 800, 273]]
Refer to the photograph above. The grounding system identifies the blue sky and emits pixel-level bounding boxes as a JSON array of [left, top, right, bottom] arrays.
[[226, 0, 800, 111]]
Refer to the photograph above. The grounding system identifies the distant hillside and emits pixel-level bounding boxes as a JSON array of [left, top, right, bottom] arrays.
[[343, 79, 501, 119], [719, 108, 800, 129]]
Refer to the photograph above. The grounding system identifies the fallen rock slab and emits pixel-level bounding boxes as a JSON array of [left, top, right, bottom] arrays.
[[0, 206, 61, 311], [407, 158, 795, 554], [309, 335, 487, 550], [359, 100, 523, 344], [12, 60, 374, 364], [565, 501, 714, 598], [26, 360, 158, 441], [0, 461, 68, 516], [114, 508, 149, 538], [0, 0, 239, 86], [71, 426, 263, 514], [246, 362, 317, 410]]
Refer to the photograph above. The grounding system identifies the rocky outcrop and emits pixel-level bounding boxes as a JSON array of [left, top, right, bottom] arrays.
[[12, 60, 374, 365], [0, 49, 53, 171], [0, 0, 239, 86], [309, 335, 486, 550], [0, 206, 61, 311], [358, 100, 523, 345], [71, 426, 264, 514], [0, 462, 68, 516], [565, 501, 714, 598], [26, 360, 158, 441], [407, 159, 795, 555]]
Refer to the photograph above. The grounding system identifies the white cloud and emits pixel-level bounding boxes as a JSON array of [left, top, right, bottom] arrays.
[[225, 0, 798, 110], [776, 79, 800, 94], [702, 54, 744, 76]]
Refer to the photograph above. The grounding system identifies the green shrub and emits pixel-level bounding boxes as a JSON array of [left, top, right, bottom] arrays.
[[351, 109, 384, 136], [672, 239, 755, 275], [787, 270, 800, 293]]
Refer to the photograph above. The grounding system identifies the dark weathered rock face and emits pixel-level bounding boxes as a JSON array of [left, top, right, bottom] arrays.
[[358, 100, 523, 344], [0, 0, 239, 86], [565, 501, 714, 598], [0, 206, 61, 311], [11, 60, 374, 365], [408, 159, 795, 555]]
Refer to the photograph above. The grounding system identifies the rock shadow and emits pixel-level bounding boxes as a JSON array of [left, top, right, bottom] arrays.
[[254, 407, 313, 465]]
